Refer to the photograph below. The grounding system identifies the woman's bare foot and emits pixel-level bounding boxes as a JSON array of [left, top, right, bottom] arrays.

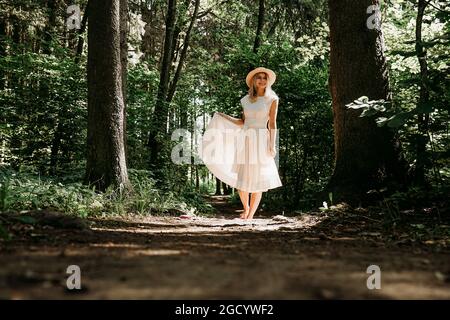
[[246, 209, 256, 220], [240, 207, 249, 219]]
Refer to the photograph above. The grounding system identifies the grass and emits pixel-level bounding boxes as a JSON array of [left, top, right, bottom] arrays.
[[0, 167, 215, 219]]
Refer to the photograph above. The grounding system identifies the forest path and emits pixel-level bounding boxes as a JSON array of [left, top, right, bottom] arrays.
[[0, 195, 449, 299]]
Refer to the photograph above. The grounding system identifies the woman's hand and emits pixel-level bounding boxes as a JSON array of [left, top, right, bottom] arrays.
[[217, 112, 229, 121], [216, 112, 244, 126], [268, 146, 277, 158]]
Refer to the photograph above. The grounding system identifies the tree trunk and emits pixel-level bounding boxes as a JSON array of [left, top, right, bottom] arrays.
[[215, 178, 222, 195], [49, 121, 63, 175], [75, 1, 90, 64], [222, 181, 231, 195], [0, 15, 7, 90], [120, 0, 129, 168], [169, 23, 181, 70], [147, 0, 177, 184], [195, 164, 199, 190], [326, 0, 408, 204], [414, 0, 430, 187], [140, 1, 161, 62], [167, 0, 200, 103], [43, 0, 58, 54], [253, 0, 265, 54], [84, 0, 131, 193]]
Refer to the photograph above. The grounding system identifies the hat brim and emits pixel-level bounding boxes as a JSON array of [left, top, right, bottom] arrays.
[[246, 67, 276, 87]]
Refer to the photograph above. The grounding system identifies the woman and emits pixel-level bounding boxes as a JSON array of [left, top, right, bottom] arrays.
[[200, 67, 282, 220]]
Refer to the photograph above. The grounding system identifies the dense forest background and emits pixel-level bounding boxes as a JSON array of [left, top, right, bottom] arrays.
[[0, 0, 449, 218]]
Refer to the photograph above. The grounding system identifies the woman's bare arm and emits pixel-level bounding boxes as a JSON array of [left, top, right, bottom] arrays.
[[217, 112, 244, 126], [268, 99, 279, 153]]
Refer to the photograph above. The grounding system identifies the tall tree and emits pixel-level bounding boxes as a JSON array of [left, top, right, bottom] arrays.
[[0, 12, 7, 90], [167, 0, 200, 103], [326, 0, 408, 203], [75, 1, 90, 64], [147, 0, 177, 185], [43, 0, 58, 54], [140, 1, 164, 62], [120, 0, 129, 166], [253, 0, 265, 54], [84, 0, 131, 193], [414, 0, 430, 186]]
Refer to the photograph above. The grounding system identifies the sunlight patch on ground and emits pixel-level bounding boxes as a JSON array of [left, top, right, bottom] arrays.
[[132, 214, 326, 233], [377, 272, 450, 299]]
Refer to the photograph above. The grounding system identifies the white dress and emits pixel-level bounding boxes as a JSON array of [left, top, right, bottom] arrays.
[[199, 94, 282, 193]]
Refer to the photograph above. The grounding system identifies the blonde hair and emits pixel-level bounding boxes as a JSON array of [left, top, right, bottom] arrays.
[[248, 72, 278, 103]]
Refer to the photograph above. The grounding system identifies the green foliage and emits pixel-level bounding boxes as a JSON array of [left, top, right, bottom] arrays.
[[0, 166, 100, 217], [344, 0, 450, 188], [383, 0, 450, 186], [0, 167, 212, 217], [378, 184, 450, 224], [346, 95, 439, 129], [0, 40, 87, 175], [126, 63, 159, 169], [180, 189, 215, 215], [1, 0, 449, 215]]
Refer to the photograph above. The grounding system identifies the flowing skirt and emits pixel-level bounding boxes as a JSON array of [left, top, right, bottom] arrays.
[[199, 112, 282, 193]]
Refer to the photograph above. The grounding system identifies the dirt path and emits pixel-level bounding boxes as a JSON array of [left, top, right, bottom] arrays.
[[0, 195, 449, 299]]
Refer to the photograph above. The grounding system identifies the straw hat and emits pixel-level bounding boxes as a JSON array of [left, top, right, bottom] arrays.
[[245, 67, 276, 87]]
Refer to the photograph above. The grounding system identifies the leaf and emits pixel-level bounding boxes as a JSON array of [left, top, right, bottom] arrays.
[[387, 112, 410, 128], [415, 101, 434, 114], [376, 117, 389, 127], [358, 96, 369, 103], [346, 103, 368, 109], [360, 108, 379, 117], [372, 104, 386, 112]]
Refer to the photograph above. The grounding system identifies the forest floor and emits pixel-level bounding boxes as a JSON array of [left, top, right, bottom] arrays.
[[0, 195, 449, 299]]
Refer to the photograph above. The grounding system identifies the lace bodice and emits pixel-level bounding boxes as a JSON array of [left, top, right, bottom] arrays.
[[241, 95, 278, 129]]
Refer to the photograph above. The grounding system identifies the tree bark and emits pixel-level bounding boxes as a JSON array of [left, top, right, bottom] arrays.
[[43, 0, 58, 54], [325, 0, 408, 204], [49, 121, 63, 175], [140, 1, 162, 62], [169, 23, 181, 71], [414, 0, 430, 186], [195, 164, 199, 190], [120, 0, 129, 168], [84, 0, 131, 193], [253, 0, 265, 53], [222, 181, 231, 195], [75, 1, 90, 64], [0, 15, 7, 89], [167, 0, 200, 103], [215, 178, 222, 195], [147, 0, 177, 184]]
